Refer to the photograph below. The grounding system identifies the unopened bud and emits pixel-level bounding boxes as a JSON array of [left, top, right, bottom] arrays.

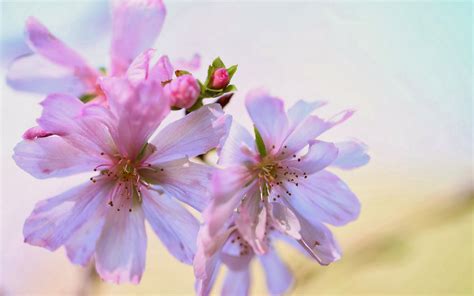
[[210, 68, 230, 89], [164, 74, 200, 109]]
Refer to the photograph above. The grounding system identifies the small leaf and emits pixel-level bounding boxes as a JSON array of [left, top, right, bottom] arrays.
[[79, 93, 96, 103], [223, 84, 237, 93], [204, 65, 214, 86], [254, 126, 267, 157], [227, 65, 238, 79], [212, 57, 225, 69]]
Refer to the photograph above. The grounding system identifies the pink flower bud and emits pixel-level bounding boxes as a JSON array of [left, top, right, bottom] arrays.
[[210, 68, 230, 89], [164, 74, 200, 109]]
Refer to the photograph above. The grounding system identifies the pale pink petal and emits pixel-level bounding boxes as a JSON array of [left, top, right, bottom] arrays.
[[24, 17, 98, 89], [204, 166, 255, 238], [140, 158, 212, 211], [100, 78, 170, 158], [194, 251, 221, 296], [245, 90, 289, 152], [173, 53, 201, 71], [283, 140, 338, 175], [282, 109, 355, 154], [259, 249, 294, 295], [217, 120, 256, 166], [296, 215, 342, 265], [95, 206, 147, 284], [22, 126, 52, 140], [235, 188, 268, 255], [13, 135, 104, 179], [6, 54, 94, 96], [221, 268, 251, 296], [150, 55, 173, 82], [64, 209, 106, 266], [220, 233, 254, 270], [285, 170, 361, 226], [149, 104, 230, 163], [142, 190, 199, 264], [269, 202, 301, 240], [110, 0, 166, 75], [23, 181, 112, 251], [287, 99, 326, 131], [126, 48, 156, 86], [332, 139, 370, 169], [37, 93, 118, 157]]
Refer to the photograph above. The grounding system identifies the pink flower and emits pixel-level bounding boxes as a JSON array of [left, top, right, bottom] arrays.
[[194, 214, 295, 296], [210, 68, 230, 89], [195, 91, 369, 294], [164, 74, 200, 109], [13, 77, 229, 284], [6, 0, 198, 101]]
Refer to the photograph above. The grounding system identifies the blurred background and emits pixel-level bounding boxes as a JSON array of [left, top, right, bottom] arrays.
[[0, 0, 472, 295]]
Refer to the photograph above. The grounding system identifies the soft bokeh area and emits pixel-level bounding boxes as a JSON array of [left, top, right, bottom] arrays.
[[1, 0, 472, 295]]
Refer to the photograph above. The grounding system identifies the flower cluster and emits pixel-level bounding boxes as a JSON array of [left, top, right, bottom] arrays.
[[8, 0, 369, 295]]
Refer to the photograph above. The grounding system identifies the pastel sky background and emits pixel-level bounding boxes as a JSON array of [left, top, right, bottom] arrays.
[[0, 0, 472, 295]]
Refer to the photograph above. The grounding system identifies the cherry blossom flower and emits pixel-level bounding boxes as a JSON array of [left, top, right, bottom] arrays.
[[195, 91, 369, 294], [194, 214, 296, 296], [6, 0, 199, 101], [13, 76, 229, 284]]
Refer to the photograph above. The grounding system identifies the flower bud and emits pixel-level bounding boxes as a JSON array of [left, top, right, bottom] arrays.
[[164, 74, 200, 109], [210, 68, 230, 89]]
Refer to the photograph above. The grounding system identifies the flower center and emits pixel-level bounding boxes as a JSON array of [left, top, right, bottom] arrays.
[[89, 153, 159, 213]]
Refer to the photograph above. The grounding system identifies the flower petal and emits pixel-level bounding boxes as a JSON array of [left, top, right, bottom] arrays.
[[235, 188, 268, 255], [64, 209, 106, 266], [150, 55, 174, 82], [245, 90, 289, 152], [194, 250, 221, 296], [287, 99, 326, 131], [100, 78, 170, 158], [13, 135, 102, 179], [259, 249, 294, 295], [25, 17, 97, 73], [269, 202, 301, 240], [173, 53, 201, 71], [296, 215, 342, 265], [221, 268, 251, 296], [283, 109, 354, 154], [142, 190, 199, 264], [126, 48, 156, 86], [6, 54, 95, 96], [140, 158, 212, 211], [285, 170, 361, 226], [149, 103, 229, 163], [37, 93, 118, 157], [283, 140, 338, 175], [217, 119, 256, 166], [95, 205, 147, 284], [110, 0, 166, 75], [204, 166, 255, 238], [23, 181, 112, 251], [332, 139, 370, 169]]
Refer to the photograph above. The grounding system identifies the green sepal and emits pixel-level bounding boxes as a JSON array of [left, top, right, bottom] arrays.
[[223, 84, 237, 93], [98, 66, 107, 75], [136, 142, 157, 162], [79, 93, 96, 103], [186, 98, 204, 113], [254, 126, 267, 157], [226, 65, 238, 80], [212, 57, 225, 69]]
